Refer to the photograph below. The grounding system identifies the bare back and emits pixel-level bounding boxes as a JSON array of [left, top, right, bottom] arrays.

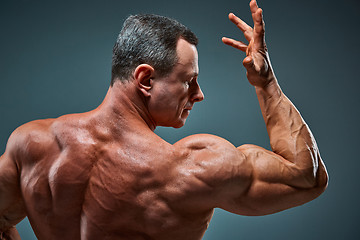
[[16, 115, 220, 240]]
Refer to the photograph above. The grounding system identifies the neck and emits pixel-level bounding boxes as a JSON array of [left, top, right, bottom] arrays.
[[92, 81, 156, 133]]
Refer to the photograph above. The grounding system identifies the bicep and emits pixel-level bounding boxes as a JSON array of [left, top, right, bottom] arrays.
[[175, 135, 324, 216], [218, 144, 325, 216]]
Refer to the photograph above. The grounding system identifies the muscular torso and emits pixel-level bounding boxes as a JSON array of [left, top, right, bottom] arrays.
[[17, 115, 217, 240]]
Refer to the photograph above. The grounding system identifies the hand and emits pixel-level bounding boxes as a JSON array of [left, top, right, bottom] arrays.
[[222, 0, 276, 88]]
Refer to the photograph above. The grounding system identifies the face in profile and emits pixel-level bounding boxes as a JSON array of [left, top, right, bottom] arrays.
[[148, 38, 204, 128]]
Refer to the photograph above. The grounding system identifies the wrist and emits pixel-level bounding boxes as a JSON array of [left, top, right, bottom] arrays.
[[255, 77, 281, 97]]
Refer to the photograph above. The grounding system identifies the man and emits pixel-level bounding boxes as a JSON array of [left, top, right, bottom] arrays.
[[0, 0, 328, 239]]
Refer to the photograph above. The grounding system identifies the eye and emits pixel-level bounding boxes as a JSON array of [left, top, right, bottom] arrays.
[[189, 77, 195, 84], [184, 76, 197, 88], [184, 78, 193, 88]]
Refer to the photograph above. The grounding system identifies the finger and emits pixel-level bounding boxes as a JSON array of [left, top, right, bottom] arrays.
[[250, 0, 260, 32], [249, 0, 265, 50], [250, 0, 261, 32], [229, 13, 251, 32], [222, 37, 248, 52], [228, 13, 253, 41], [250, 0, 259, 15], [253, 8, 265, 49]]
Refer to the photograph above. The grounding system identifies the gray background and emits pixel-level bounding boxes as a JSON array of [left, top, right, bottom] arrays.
[[0, 0, 359, 239]]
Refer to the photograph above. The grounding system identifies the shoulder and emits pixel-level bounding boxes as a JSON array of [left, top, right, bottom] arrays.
[[173, 133, 250, 185], [174, 134, 246, 162], [169, 134, 253, 210], [8, 119, 55, 148], [6, 119, 58, 165], [174, 133, 237, 151]]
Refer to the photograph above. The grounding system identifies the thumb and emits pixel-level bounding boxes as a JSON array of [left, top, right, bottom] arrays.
[[243, 56, 255, 72]]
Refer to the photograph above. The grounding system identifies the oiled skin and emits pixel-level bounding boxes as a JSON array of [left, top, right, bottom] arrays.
[[0, 1, 328, 239], [7, 117, 219, 240]]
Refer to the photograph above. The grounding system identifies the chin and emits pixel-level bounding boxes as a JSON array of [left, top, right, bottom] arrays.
[[158, 116, 187, 129], [171, 119, 187, 129], [172, 124, 184, 129]]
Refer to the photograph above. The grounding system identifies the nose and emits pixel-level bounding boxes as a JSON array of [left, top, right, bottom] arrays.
[[190, 83, 204, 103]]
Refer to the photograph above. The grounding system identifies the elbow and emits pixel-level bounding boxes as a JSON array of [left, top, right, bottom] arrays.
[[315, 162, 329, 193], [298, 160, 328, 193], [302, 151, 329, 192], [313, 149, 329, 192], [313, 151, 329, 193], [305, 160, 328, 196]]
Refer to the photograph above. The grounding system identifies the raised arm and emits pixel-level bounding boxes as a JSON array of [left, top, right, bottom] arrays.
[[223, 0, 329, 183], [0, 131, 26, 240], [195, 0, 328, 215]]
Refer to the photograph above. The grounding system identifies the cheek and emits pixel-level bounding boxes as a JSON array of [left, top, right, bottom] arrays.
[[148, 83, 189, 114], [147, 90, 174, 120]]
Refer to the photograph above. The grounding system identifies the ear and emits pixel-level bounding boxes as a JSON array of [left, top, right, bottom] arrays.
[[133, 64, 155, 97]]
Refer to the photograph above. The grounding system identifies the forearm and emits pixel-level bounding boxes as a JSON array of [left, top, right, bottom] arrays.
[[255, 79, 325, 186]]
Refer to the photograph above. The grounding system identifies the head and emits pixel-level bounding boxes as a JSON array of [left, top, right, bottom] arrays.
[[111, 14, 204, 129], [111, 14, 198, 85], [141, 38, 204, 128]]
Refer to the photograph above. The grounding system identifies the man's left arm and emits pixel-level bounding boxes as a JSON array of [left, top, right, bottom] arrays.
[[180, 0, 328, 216], [222, 0, 328, 190]]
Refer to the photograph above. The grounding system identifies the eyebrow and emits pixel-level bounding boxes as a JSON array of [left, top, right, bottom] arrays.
[[180, 70, 198, 79]]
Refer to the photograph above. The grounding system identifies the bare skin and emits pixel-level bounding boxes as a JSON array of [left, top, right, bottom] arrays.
[[0, 1, 328, 239]]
